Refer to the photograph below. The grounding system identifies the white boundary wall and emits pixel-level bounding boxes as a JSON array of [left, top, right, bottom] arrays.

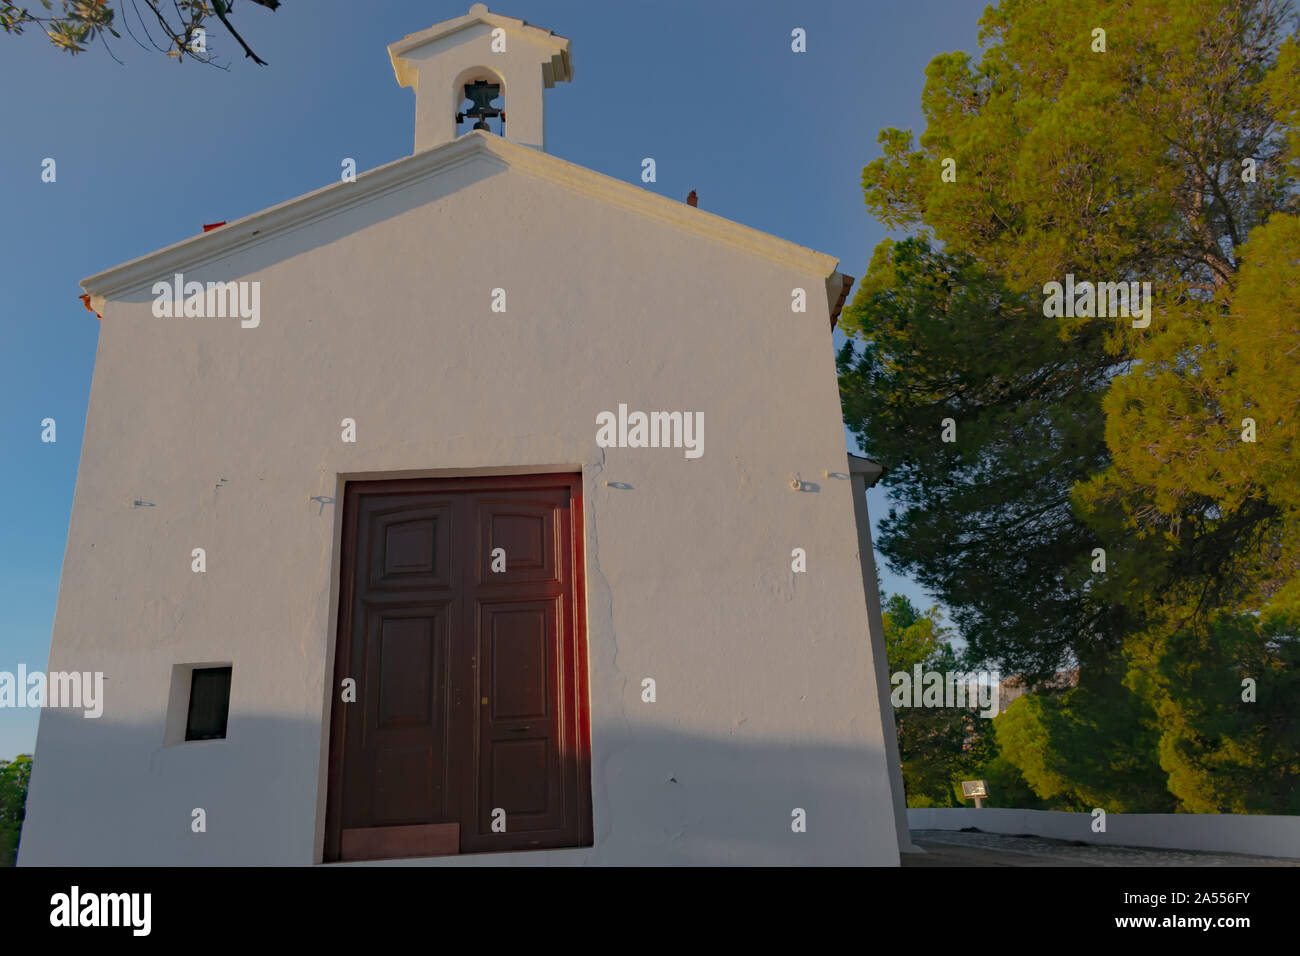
[[908, 808, 1300, 860]]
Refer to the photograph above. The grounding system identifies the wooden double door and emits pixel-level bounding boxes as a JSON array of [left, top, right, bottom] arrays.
[[324, 474, 591, 861]]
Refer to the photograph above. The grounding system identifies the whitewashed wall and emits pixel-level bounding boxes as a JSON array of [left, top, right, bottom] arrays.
[[20, 142, 900, 866]]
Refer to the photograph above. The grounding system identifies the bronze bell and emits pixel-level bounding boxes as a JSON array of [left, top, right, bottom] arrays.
[[462, 80, 501, 131]]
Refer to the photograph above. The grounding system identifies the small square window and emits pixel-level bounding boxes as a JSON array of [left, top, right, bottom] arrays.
[[185, 667, 232, 741]]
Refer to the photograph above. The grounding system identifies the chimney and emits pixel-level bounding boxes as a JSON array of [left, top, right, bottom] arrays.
[[388, 3, 573, 154]]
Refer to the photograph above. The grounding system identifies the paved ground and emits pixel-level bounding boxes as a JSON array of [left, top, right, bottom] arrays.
[[903, 828, 1300, 867]]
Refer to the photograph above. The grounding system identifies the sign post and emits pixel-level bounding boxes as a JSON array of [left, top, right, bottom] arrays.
[[961, 779, 988, 809]]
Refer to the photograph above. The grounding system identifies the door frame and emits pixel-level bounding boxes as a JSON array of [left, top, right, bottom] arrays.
[[322, 472, 592, 862]]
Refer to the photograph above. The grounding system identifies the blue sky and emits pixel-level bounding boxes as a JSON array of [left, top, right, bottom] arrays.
[[0, 0, 987, 759]]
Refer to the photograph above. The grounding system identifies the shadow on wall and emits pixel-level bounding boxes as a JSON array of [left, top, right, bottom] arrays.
[[18, 710, 899, 866]]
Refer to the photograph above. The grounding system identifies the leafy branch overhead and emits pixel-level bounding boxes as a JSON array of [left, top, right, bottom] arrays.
[[0, 0, 280, 65]]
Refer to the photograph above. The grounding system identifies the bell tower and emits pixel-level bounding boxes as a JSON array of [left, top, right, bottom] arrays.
[[388, 3, 573, 154]]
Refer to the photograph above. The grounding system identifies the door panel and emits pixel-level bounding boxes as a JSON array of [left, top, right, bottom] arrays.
[[474, 495, 563, 586], [341, 604, 455, 834], [324, 474, 591, 862], [460, 598, 570, 850], [488, 605, 550, 721], [367, 501, 454, 592]]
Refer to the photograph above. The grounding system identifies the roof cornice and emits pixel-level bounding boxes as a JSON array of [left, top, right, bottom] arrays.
[[80, 133, 499, 305], [478, 134, 839, 278], [82, 132, 840, 313]]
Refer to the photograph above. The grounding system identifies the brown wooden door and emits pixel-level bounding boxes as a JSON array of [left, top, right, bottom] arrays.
[[324, 475, 591, 862]]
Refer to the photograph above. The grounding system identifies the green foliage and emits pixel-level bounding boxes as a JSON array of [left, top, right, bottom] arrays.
[[904, 793, 942, 809], [994, 666, 1173, 812], [0, 755, 32, 867], [993, 696, 1073, 802], [882, 591, 946, 671], [0, 0, 279, 64], [1075, 213, 1300, 641], [846, 0, 1300, 811], [1, 0, 115, 53], [839, 238, 1124, 678], [1148, 610, 1300, 812], [882, 592, 998, 807], [862, 0, 1296, 300], [975, 752, 1049, 809]]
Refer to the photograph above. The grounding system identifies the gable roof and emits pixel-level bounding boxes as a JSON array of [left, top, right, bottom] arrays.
[[388, 4, 573, 90], [80, 131, 848, 326]]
